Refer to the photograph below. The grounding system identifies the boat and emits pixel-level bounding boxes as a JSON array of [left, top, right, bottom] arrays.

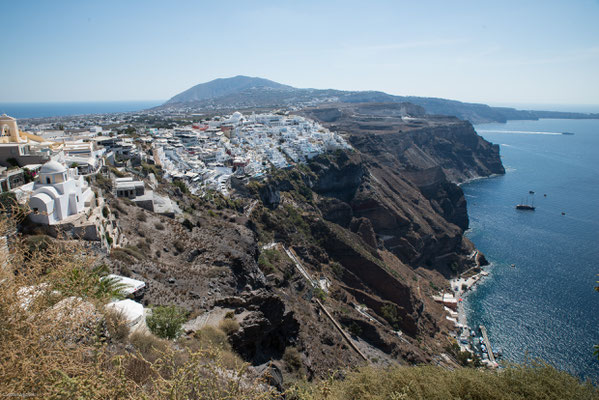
[[561, 212, 566, 216], [516, 204, 536, 210], [562, 132, 575, 135], [529, 190, 535, 194], [511, 264, 515, 268], [516, 193, 535, 211]]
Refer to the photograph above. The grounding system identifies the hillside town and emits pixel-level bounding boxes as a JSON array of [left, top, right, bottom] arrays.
[[1, 110, 350, 246], [154, 111, 351, 195]]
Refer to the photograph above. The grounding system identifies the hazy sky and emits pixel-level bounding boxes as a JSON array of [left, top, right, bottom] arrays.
[[2, 0, 598, 105]]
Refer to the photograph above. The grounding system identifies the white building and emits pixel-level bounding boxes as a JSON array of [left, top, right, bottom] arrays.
[[28, 160, 94, 225]]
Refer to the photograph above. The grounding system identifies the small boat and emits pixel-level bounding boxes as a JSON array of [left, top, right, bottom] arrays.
[[562, 132, 575, 135], [516, 193, 535, 211], [511, 264, 515, 268], [516, 204, 535, 211], [544, 194, 547, 197], [561, 212, 566, 216], [529, 190, 535, 194]]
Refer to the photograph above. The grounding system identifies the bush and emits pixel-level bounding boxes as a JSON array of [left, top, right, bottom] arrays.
[[146, 305, 187, 339], [102, 206, 109, 218], [380, 304, 401, 331], [104, 309, 130, 342], [313, 287, 327, 302], [193, 326, 229, 350], [174, 240, 185, 253], [129, 331, 168, 361], [348, 322, 362, 337], [173, 180, 189, 194], [283, 346, 303, 372], [154, 222, 165, 230], [219, 318, 240, 335], [136, 211, 147, 222]]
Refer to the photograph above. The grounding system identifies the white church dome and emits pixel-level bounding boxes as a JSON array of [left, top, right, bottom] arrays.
[[40, 160, 67, 175]]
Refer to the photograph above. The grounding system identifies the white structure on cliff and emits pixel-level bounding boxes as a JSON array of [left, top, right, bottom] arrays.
[[28, 160, 94, 225]]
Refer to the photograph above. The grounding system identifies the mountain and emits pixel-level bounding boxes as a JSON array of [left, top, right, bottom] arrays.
[[166, 75, 293, 104], [162, 76, 599, 124]]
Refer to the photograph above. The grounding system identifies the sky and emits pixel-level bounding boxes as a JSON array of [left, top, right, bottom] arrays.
[[2, 0, 598, 106]]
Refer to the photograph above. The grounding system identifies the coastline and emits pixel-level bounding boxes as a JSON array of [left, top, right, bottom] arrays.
[[457, 172, 502, 187], [451, 264, 489, 332], [449, 255, 497, 367]]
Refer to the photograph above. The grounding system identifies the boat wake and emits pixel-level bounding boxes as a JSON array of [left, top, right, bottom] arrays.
[[477, 129, 562, 135]]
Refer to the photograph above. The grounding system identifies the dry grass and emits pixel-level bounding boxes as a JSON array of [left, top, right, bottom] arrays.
[[104, 308, 130, 342], [287, 364, 599, 400], [219, 318, 240, 335]]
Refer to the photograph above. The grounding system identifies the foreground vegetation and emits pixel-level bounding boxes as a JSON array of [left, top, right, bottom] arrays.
[[0, 205, 597, 399]]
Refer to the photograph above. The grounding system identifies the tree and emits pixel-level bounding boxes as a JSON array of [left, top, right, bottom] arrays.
[[146, 305, 187, 339]]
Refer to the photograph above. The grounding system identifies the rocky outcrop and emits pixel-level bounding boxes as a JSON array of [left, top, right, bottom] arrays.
[[218, 290, 300, 365], [309, 152, 365, 202]]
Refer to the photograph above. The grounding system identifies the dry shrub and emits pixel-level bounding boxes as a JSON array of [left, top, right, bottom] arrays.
[[136, 211, 147, 222], [283, 346, 302, 372], [219, 318, 240, 335], [291, 364, 599, 400], [129, 331, 168, 362], [193, 326, 230, 350], [174, 240, 185, 253], [104, 308, 130, 342]]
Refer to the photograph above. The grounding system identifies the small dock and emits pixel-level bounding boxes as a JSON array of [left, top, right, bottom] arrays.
[[479, 324, 496, 363]]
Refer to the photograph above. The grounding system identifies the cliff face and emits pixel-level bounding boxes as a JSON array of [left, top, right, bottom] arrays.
[[232, 103, 505, 377], [303, 103, 504, 272], [308, 152, 469, 276]]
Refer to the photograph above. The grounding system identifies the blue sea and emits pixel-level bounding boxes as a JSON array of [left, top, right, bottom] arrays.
[[0, 101, 163, 119], [463, 119, 599, 380]]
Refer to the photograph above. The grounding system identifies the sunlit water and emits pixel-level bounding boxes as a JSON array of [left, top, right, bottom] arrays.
[[463, 119, 599, 380]]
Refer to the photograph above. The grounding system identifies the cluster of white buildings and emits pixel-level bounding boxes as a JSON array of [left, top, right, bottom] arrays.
[[154, 112, 351, 195]]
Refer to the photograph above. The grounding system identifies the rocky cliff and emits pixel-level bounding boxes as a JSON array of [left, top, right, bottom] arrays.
[[102, 103, 504, 382], [243, 101, 504, 374]]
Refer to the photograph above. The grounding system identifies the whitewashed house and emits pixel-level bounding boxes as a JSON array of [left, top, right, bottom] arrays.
[[28, 160, 94, 225]]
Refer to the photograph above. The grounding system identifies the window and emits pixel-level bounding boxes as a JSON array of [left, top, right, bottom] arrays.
[[46, 177, 51, 184]]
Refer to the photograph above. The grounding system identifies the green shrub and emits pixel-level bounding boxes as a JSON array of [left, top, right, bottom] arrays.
[[173, 180, 189, 194], [313, 287, 327, 302], [348, 321, 362, 337], [380, 304, 401, 330], [146, 305, 187, 339], [102, 206, 109, 218]]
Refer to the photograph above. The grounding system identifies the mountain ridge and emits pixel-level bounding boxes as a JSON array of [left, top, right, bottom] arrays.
[[163, 76, 599, 124]]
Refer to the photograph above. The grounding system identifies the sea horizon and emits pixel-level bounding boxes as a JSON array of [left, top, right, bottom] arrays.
[[0, 100, 165, 119]]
